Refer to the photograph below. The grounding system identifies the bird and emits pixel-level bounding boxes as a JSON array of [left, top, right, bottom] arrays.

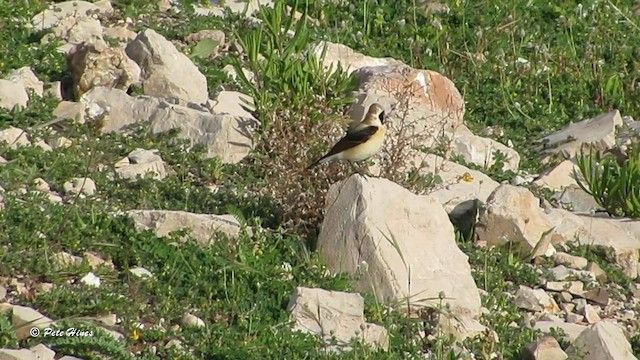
[[307, 103, 386, 174]]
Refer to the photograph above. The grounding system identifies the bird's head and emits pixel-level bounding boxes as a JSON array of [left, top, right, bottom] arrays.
[[367, 103, 386, 125]]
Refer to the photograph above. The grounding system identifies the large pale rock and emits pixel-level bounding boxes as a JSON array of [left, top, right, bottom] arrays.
[[5, 67, 44, 97], [551, 185, 601, 213], [31, 1, 106, 30], [69, 42, 141, 98], [0, 303, 55, 339], [127, 210, 242, 246], [514, 285, 560, 313], [286, 287, 388, 351], [567, 320, 637, 360], [354, 63, 465, 132], [311, 41, 404, 75], [80, 87, 160, 133], [114, 148, 166, 180], [524, 335, 568, 360], [476, 185, 554, 256], [534, 321, 588, 342], [46, 15, 104, 54], [317, 175, 482, 337], [194, 0, 274, 17], [0, 127, 30, 148], [149, 100, 256, 163], [0, 349, 39, 360], [409, 153, 499, 232], [53, 101, 85, 124], [533, 159, 580, 191], [63, 177, 96, 196], [450, 132, 520, 171], [537, 110, 623, 162], [0, 80, 29, 110], [545, 208, 640, 278], [126, 29, 208, 104]]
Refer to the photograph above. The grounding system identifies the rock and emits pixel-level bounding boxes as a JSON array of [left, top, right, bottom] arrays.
[[194, 0, 274, 17], [126, 29, 208, 104], [514, 285, 560, 313], [47, 15, 104, 54], [31, 1, 107, 30], [115, 148, 167, 180], [551, 185, 602, 213], [129, 266, 153, 278], [544, 281, 584, 296], [149, 99, 257, 163], [586, 262, 607, 282], [103, 26, 138, 42], [181, 313, 205, 328], [5, 67, 44, 97], [549, 265, 596, 282], [0, 286, 5, 301], [0, 349, 39, 360], [312, 41, 405, 76], [0, 127, 30, 148], [567, 320, 637, 360], [44, 81, 64, 100], [0, 303, 55, 339], [63, 177, 96, 196], [524, 335, 568, 360], [0, 80, 29, 110], [29, 344, 55, 360], [53, 101, 85, 124], [583, 288, 610, 307], [83, 252, 114, 270], [537, 110, 623, 163], [476, 185, 554, 256], [566, 312, 584, 324], [450, 132, 520, 172], [354, 63, 465, 132], [80, 87, 161, 133], [533, 159, 580, 191], [80, 272, 101, 287], [553, 252, 588, 270], [583, 304, 601, 324], [317, 175, 483, 339], [410, 153, 499, 232], [69, 42, 141, 98], [127, 210, 242, 246], [287, 287, 389, 351], [534, 321, 588, 342], [32, 178, 50, 192], [545, 209, 640, 279]]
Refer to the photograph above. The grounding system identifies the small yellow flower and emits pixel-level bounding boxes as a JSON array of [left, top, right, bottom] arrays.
[[130, 329, 141, 341], [457, 172, 474, 182]]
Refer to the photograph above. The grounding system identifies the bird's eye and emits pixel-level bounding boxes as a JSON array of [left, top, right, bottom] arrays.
[[379, 111, 385, 123]]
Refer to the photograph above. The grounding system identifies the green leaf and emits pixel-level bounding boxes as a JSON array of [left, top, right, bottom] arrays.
[[191, 38, 219, 59]]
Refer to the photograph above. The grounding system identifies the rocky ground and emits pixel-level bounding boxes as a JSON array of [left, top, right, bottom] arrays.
[[0, 0, 639, 359]]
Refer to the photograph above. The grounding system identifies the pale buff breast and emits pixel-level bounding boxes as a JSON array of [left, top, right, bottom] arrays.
[[340, 127, 386, 162]]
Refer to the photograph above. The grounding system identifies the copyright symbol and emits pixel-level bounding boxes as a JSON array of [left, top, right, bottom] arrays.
[[29, 327, 40, 337]]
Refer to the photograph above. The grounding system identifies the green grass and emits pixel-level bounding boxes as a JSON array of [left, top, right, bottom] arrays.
[[1, 0, 639, 358]]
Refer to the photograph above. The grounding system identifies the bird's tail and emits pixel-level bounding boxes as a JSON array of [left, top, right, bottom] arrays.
[[306, 155, 328, 170]]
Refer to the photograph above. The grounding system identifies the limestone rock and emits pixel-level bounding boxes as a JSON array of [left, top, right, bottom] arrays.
[[127, 210, 242, 246], [567, 320, 637, 360], [126, 29, 208, 104], [287, 287, 388, 351], [476, 185, 554, 256], [69, 42, 141, 98], [318, 175, 482, 338]]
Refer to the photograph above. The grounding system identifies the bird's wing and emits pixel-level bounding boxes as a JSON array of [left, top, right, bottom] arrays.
[[320, 125, 379, 159]]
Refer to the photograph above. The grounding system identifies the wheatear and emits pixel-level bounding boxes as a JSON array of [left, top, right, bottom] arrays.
[[307, 103, 386, 173]]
